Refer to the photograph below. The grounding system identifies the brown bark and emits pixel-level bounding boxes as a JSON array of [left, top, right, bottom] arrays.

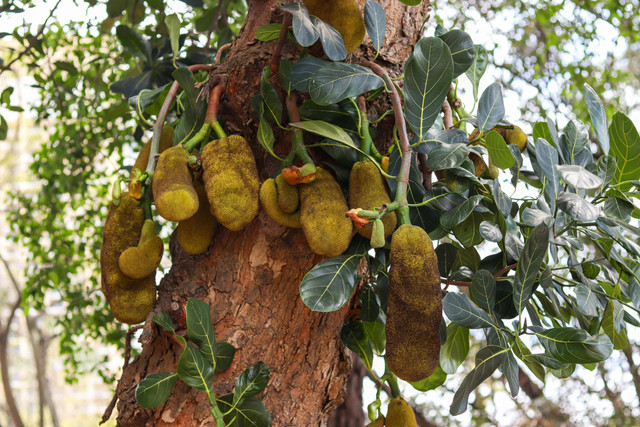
[[115, 1, 431, 425], [327, 355, 366, 427]]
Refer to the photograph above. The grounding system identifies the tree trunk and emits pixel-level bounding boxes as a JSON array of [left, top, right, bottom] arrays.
[[115, 1, 430, 425]]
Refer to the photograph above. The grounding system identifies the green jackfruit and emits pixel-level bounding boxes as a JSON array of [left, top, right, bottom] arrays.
[[177, 181, 218, 255], [386, 224, 442, 382], [118, 219, 163, 279], [505, 125, 527, 152], [260, 178, 302, 228], [108, 277, 156, 325], [385, 397, 417, 427], [130, 125, 174, 180], [201, 135, 260, 231], [153, 145, 199, 222], [364, 416, 385, 427], [304, 0, 365, 53], [348, 161, 396, 239], [299, 167, 353, 257], [275, 173, 299, 213]]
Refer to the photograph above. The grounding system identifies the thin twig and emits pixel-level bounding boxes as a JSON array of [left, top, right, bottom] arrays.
[[417, 153, 432, 190], [442, 99, 453, 130], [442, 263, 518, 289], [270, 14, 292, 74]]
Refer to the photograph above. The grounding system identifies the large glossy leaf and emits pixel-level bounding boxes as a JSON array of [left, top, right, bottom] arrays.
[[440, 323, 470, 374], [609, 112, 640, 186], [404, 37, 454, 140], [281, 2, 318, 47], [153, 312, 175, 333], [165, 14, 181, 65], [177, 343, 214, 394], [450, 346, 508, 415], [471, 269, 496, 313], [493, 180, 512, 218], [436, 243, 458, 277], [485, 130, 515, 169], [291, 57, 328, 92], [477, 82, 505, 134], [309, 62, 383, 105], [299, 253, 363, 312], [129, 82, 171, 116], [310, 16, 347, 61], [479, 221, 502, 242], [425, 143, 468, 170], [443, 292, 495, 329], [584, 83, 609, 153], [562, 120, 590, 165], [437, 29, 475, 79], [488, 330, 519, 397], [465, 44, 488, 102], [534, 138, 561, 212], [218, 394, 272, 427], [513, 224, 549, 316], [575, 283, 601, 317], [417, 128, 468, 152], [556, 165, 603, 190], [116, 25, 152, 63], [363, 320, 386, 355], [172, 67, 206, 144], [453, 211, 491, 247], [440, 195, 483, 228], [260, 66, 282, 124], [186, 298, 216, 367], [290, 120, 356, 148], [364, 0, 386, 52], [135, 372, 178, 409], [234, 361, 270, 404], [213, 342, 235, 372], [534, 328, 613, 364], [409, 366, 447, 391], [603, 196, 634, 221], [340, 322, 374, 370], [602, 300, 628, 350], [255, 23, 282, 42], [358, 286, 380, 322], [557, 192, 599, 222]]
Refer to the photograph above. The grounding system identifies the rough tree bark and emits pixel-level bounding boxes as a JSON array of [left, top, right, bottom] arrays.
[[115, 1, 431, 425]]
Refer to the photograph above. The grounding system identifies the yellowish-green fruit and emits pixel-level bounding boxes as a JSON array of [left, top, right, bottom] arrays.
[[177, 181, 218, 255], [100, 194, 146, 300], [364, 416, 385, 427], [130, 125, 174, 179], [348, 161, 396, 239], [505, 125, 527, 152], [201, 135, 260, 231], [469, 152, 486, 177], [386, 224, 442, 382], [385, 397, 418, 427], [119, 235, 163, 279], [488, 158, 500, 179], [299, 167, 353, 257], [275, 173, 299, 213], [108, 277, 156, 324], [153, 145, 199, 222], [370, 218, 385, 248], [260, 178, 302, 228], [304, 0, 365, 53]]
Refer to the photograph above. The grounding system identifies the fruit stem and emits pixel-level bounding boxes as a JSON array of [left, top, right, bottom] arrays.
[[357, 96, 382, 162], [205, 84, 225, 125], [386, 373, 401, 398], [183, 123, 211, 152], [286, 92, 315, 165], [211, 121, 227, 139]]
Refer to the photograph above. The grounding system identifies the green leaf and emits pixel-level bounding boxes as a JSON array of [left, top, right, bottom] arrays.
[[603, 196, 634, 221], [172, 67, 206, 144], [404, 37, 454, 140], [479, 221, 502, 243], [453, 211, 491, 247], [598, 155, 618, 187], [340, 322, 374, 370], [280, 60, 294, 95], [465, 44, 488, 102], [450, 346, 508, 415], [398, 0, 422, 5], [213, 342, 236, 372], [556, 165, 603, 190], [562, 120, 590, 165], [291, 57, 327, 93], [165, 14, 181, 66], [186, 298, 216, 367], [290, 120, 356, 148], [362, 321, 386, 355], [153, 312, 175, 333], [261, 66, 282, 124], [299, 253, 363, 312], [257, 116, 277, 159], [534, 138, 561, 212], [218, 394, 272, 427], [440, 323, 469, 374], [234, 361, 270, 404], [513, 224, 549, 316], [308, 63, 383, 106], [484, 130, 515, 169], [129, 82, 171, 116], [135, 372, 178, 408], [425, 143, 468, 170], [116, 25, 152, 63], [358, 286, 380, 322], [534, 328, 613, 364], [437, 29, 475, 79], [440, 195, 483, 228], [364, 0, 386, 52], [477, 82, 505, 134], [471, 269, 496, 313], [528, 353, 569, 370], [443, 292, 495, 329], [575, 283, 602, 317], [609, 112, 640, 187], [177, 343, 215, 394], [584, 83, 609, 153], [0, 114, 7, 140], [602, 300, 628, 350], [281, 2, 318, 47], [256, 23, 282, 42], [493, 180, 512, 218], [409, 365, 447, 391], [310, 16, 347, 61], [556, 192, 599, 222], [513, 336, 546, 382]]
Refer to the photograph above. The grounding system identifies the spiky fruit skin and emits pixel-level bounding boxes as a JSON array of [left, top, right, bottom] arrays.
[[119, 236, 163, 279], [153, 145, 199, 222], [304, 0, 365, 53], [385, 397, 418, 427], [177, 181, 218, 255], [386, 224, 442, 382], [201, 135, 260, 231], [130, 125, 174, 179], [100, 195, 156, 324], [275, 173, 299, 214], [260, 178, 302, 228], [348, 161, 397, 239], [299, 167, 353, 257]]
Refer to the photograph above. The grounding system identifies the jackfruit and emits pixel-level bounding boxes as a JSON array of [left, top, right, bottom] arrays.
[[130, 125, 175, 180], [275, 173, 299, 213], [348, 161, 396, 239], [201, 135, 260, 231], [108, 277, 156, 325], [364, 416, 385, 427], [260, 178, 302, 228], [177, 180, 218, 255], [119, 220, 163, 279], [370, 218, 385, 248], [153, 145, 199, 222], [385, 397, 418, 427], [304, 0, 365, 53], [469, 152, 486, 177], [299, 167, 353, 257], [469, 125, 527, 152], [386, 224, 442, 382]]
